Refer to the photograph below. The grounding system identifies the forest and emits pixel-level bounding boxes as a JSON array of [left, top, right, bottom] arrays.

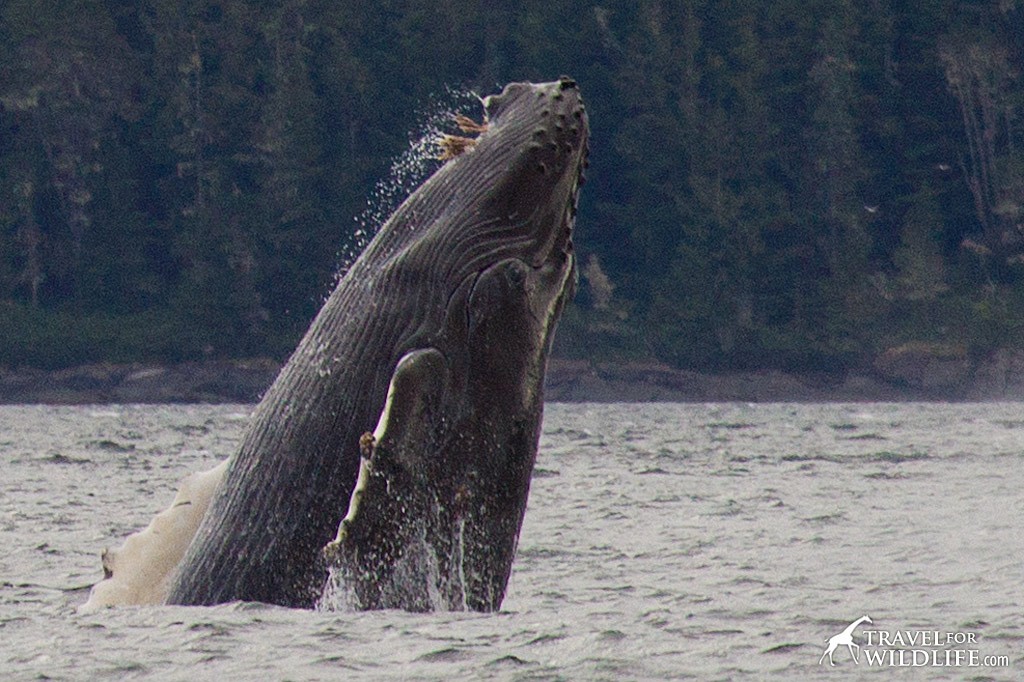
[[1, 0, 1023, 376]]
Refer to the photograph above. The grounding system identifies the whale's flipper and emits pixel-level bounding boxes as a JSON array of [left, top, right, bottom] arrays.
[[322, 348, 458, 610], [80, 460, 228, 612]]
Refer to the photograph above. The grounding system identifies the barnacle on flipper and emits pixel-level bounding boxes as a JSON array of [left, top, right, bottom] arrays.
[[437, 114, 489, 161], [359, 431, 376, 460]]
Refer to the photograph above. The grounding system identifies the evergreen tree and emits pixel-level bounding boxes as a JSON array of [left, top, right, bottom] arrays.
[[0, 0, 1022, 371]]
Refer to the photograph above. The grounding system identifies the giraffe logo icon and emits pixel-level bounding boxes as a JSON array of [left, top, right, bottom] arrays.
[[819, 616, 873, 666]]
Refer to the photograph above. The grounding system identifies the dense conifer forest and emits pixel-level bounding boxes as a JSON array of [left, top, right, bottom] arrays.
[[2, 1, 1023, 375]]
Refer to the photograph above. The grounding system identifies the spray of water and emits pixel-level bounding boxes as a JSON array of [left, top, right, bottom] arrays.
[[331, 86, 486, 286], [316, 565, 361, 612], [316, 507, 473, 612]]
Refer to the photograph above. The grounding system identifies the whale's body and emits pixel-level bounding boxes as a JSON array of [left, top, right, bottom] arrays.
[[151, 78, 589, 610]]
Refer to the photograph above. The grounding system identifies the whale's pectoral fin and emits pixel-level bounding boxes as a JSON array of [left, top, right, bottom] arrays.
[[371, 347, 450, 473], [322, 429, 381, 564], [322, 348, 450, 604], [80, 459, 228, 612]]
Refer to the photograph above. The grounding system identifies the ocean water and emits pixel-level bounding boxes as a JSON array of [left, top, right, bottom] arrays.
[[1, 402, 1022, 681]]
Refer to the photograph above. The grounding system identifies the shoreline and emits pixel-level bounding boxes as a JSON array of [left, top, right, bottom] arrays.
[[3, 352, 1024, 404]]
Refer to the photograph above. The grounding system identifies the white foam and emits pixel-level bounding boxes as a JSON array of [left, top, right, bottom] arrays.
[[79, 459, 228, 613]]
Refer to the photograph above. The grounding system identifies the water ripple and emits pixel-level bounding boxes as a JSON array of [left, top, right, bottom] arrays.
[[0, 403, 1021, 679]]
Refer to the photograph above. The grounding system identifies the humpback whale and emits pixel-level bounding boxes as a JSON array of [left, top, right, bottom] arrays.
[[85, 78, 589, 612]]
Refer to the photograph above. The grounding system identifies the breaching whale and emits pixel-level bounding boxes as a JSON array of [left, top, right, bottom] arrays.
[[84, 77, 588, 612]]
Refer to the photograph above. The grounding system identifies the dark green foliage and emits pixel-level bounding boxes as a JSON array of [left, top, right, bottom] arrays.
[[1, 0, 1023, 372], [0, 303, 199, 368]]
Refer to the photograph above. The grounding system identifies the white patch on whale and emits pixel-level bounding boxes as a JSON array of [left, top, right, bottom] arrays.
[[80, 459, 227, 612]]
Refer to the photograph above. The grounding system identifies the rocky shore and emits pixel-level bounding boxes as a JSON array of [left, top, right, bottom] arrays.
[[546, 348, 1024, 402], [4, 347, 1024, 404], [0, 359, 281, 405]]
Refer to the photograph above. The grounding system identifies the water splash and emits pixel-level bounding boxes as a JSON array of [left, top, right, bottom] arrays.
[[454, 516, 468, 610], [386, 525, 447, 611], [315, 565, 360, 613], [316, 514, 472, 612], [332, 86, 485, 284]]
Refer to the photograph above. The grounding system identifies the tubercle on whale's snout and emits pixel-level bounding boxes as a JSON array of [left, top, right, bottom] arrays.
[[430, 78, 587, 273], [480, 79, 587, 151], [440, 78, 587, 167]]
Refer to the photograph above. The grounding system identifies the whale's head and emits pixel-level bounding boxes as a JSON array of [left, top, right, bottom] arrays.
[[434, 75, 589, 397], [471, 76, 588, 269], [329, 79, 590, 612], [343, 76, 590, 427], [356, 77, 589, 329]]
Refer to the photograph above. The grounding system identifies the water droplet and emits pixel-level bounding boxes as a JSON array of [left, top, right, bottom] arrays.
[[331, 86, 483, 285]]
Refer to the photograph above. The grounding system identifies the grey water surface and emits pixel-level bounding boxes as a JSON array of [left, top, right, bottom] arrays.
[[1, 403, 1022, 680]]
